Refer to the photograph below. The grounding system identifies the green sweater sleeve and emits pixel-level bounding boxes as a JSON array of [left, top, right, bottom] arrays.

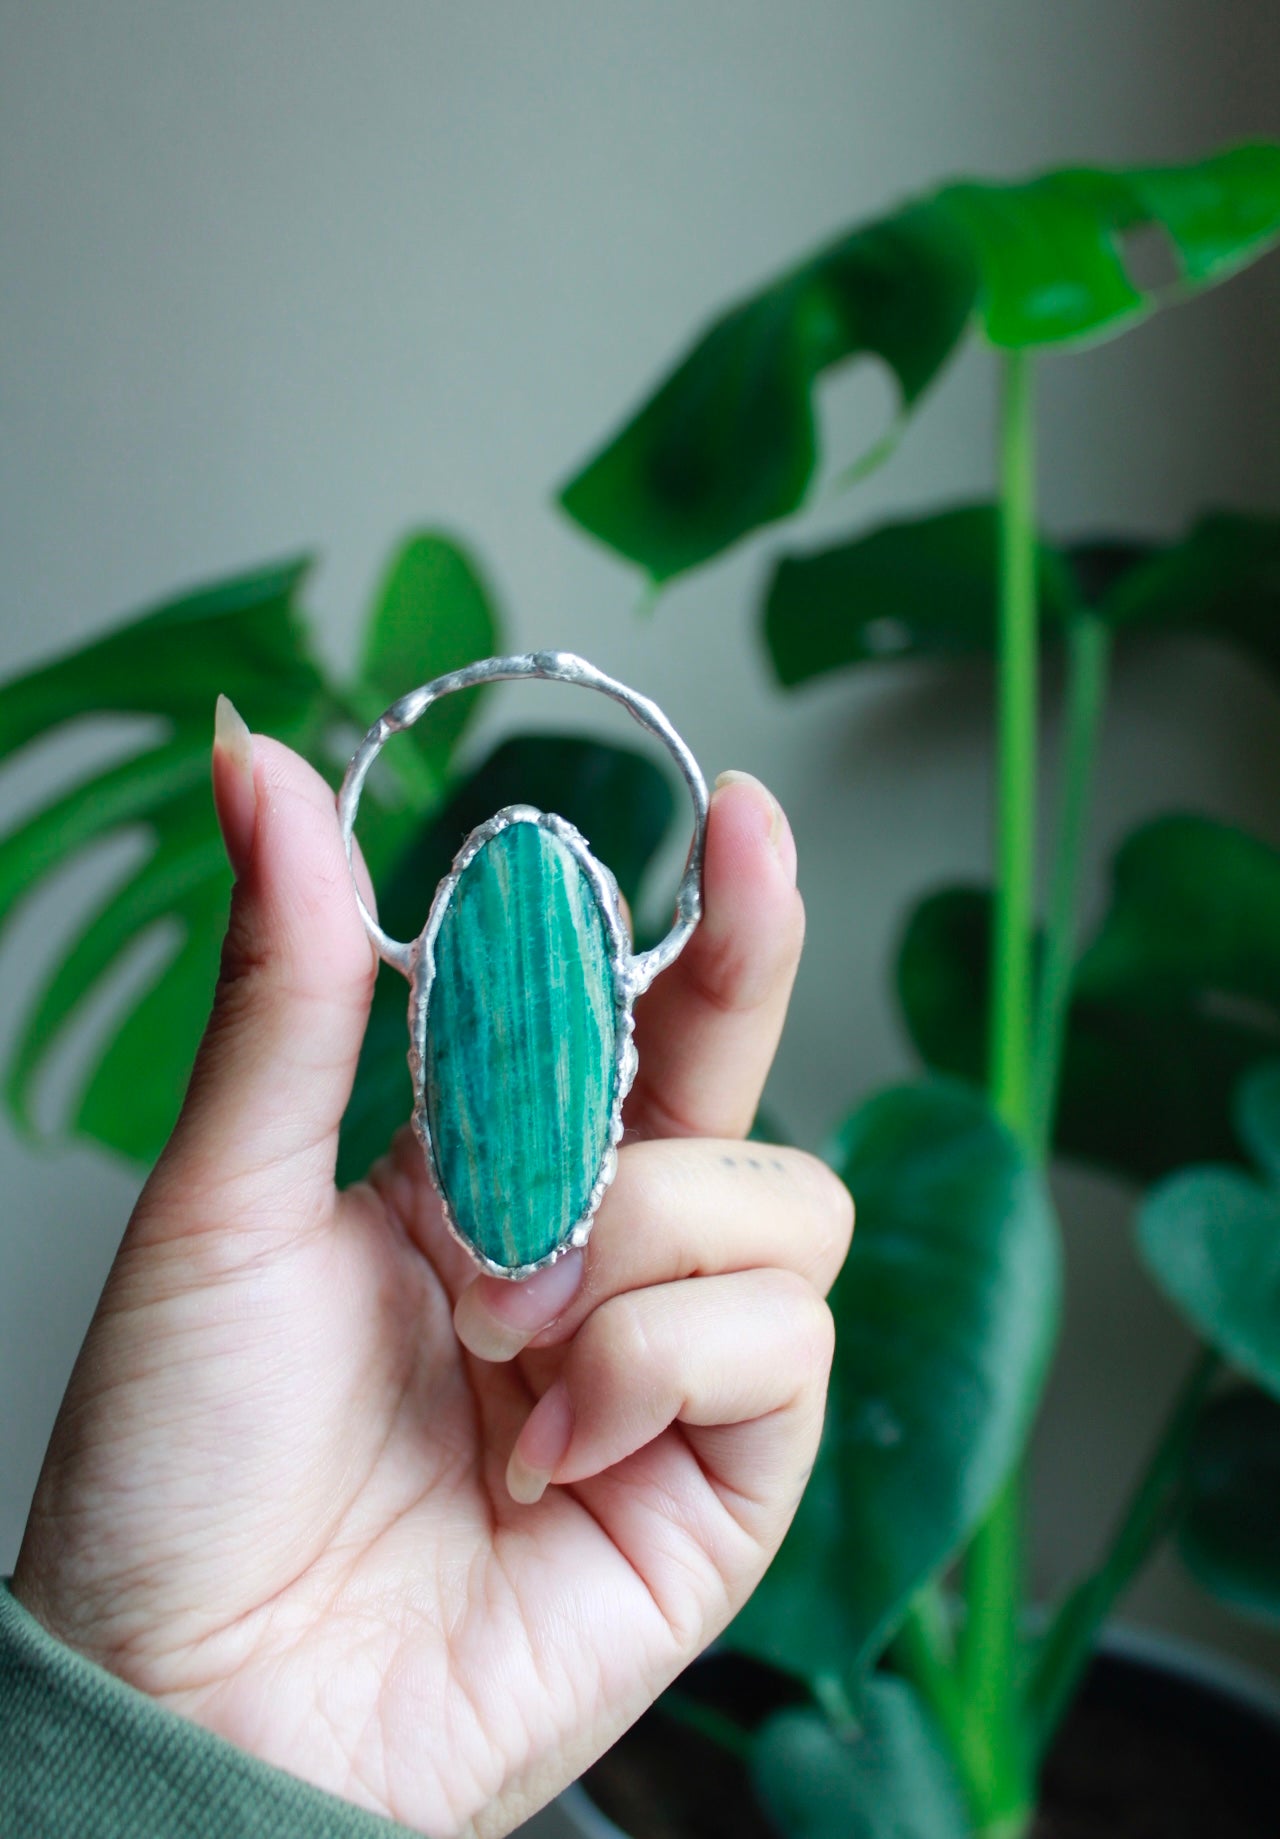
[[0, 1581, 419, 1838]]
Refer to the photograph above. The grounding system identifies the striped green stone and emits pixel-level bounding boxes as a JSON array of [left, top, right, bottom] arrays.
[[423, 818, 618, 1271]]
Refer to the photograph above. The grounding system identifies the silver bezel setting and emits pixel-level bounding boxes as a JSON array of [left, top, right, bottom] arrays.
[[409, 806, 637, 1280], [338, 652, 709, 1280]]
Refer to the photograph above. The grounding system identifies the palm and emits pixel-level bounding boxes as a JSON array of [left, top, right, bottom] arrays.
[[45, 1149, 745, 1833], [15, 738, 846, 1838]]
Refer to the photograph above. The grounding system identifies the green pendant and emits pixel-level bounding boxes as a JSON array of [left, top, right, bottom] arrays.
[[415, 809, 631, 1275], [339, 652, 709, 1283]]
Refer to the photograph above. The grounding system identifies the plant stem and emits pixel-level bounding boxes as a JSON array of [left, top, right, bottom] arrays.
[[812, 1670, 861, 1737], [1026, 1343, 1221, 1759], [988, 347, 1039, 1142], [1029, 614, 1112, 1159], [892, 1592, 977, 1779], [957, 347, 1039, 1834], [902, 1579, 957, 1670], [958, 1474, 1028, 1819], [657, 1688, 755, 1766]]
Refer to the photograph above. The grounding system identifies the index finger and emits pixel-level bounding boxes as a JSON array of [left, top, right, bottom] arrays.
[[623, 772, 804, 1142]]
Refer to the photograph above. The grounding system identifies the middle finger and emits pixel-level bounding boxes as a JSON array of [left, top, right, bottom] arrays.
[[452, 1136, 853, 1363]]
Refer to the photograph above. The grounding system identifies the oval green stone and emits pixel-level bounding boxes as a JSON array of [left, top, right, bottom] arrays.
[[423, 819, 619, 1271]]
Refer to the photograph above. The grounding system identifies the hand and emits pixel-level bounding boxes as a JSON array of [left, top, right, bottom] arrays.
[[13, 718, 852, 1838]]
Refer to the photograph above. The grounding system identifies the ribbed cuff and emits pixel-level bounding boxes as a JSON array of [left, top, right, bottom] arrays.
[[0, 1580, 417, 1838]]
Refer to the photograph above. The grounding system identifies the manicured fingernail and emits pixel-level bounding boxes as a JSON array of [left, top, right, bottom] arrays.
[[454, 1249, 585, 1363], [212, 695, 256, 878], [507, 1378, 574, 1506], [715, 770, 796, 881], [215, 693, 253, 774]]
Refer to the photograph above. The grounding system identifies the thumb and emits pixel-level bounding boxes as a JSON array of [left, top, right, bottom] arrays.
[[153, 700, 378, 1218]]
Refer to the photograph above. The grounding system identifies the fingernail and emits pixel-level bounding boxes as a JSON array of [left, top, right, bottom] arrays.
[[714, 770, 796, 881], [215, 693, 253, 774], [454, 1249, 585, 1363], [212, 695, 257, 878], [507, 1379, 574, 1506]]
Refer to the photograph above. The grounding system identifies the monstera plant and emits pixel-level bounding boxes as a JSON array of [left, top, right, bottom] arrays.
[[560, 142, 1280, 1837], [6, 135, 1280, 1839], [0, 536, 676, 1186]]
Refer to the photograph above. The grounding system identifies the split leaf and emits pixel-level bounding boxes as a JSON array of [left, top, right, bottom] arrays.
[[763, 506, 1280, 691], [0, 561, 327, 1161], [0, 536, 506, 1165], [562, 146, 1280, 583], [561, 202, 976, 584]]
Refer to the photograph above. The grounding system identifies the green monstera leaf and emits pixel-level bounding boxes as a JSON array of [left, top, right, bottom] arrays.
[[355, 532, 500, 806], [560, 202, 978, 584], [1139, 1167, 1280, 1395], [0, 560, 326, 1162], [896, 887, 996, 1094], [730, 1081, 1059, 1681], [1073, 818, 1280, 1180], [1138, 1055, 1280, 1396], [561, 145, 1280, 582], [1139, 1066, 1280, 1622], [752, 1680, 969, 1839], [763, 507, 1280, 691], [941, 145, 1280, 347], [898, 817, 1280, 1184], [765, 504, 1077, 685], [1234, 1058, 1280, 1185], [1179, 1385, 1280, 1626], [0, 534, 501, 1165]]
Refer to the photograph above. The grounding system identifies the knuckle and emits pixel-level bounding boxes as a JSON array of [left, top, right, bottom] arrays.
[[793, 1291, 837, 1386], [783, 886, 807, 957], [689, 927, 768, 1014], [608, 1140, 677, 1223], [214, 898, 273, 1001], [690, 886, 806, 1015], [770, 1264, 821, 1317], [766, 1268, 836, 1376], [573, 1292, 655, 1395], [211, 885, 375, 1029], [812, 1155, 856, 1251], [779, 1150, 855, 1284], [591, 1146, 685, 1284]]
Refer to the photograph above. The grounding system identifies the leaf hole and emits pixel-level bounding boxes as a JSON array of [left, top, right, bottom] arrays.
[[812, 357, 899, 498], [0, 714, 169, 816], [0, 829, 165, 1137], [46, 918, 185, 1142], [1117, 222, 1182, 296]]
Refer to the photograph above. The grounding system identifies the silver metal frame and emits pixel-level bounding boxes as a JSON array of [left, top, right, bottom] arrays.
[[338, 652, 709, 1279], [409, 805, 637, 1279]]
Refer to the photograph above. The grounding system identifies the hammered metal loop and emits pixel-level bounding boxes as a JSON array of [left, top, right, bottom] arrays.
[[337, 651, 709, 995]]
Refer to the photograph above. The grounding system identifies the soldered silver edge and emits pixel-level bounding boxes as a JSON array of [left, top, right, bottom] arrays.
[[336, 650, 709, 993], [408, 805, 640, 1281]]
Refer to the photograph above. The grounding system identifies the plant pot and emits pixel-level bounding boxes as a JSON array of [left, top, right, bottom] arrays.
[[539, 1631, 1280, 1839]]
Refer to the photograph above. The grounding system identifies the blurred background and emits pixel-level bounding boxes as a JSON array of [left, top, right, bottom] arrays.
[[3, 0, 1280, 1685]]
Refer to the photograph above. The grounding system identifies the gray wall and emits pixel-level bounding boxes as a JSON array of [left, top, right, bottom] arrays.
[[4, 0, 1280, 1696]]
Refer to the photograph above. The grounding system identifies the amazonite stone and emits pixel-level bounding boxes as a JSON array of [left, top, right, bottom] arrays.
[[423, 818, 619, 1271]]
